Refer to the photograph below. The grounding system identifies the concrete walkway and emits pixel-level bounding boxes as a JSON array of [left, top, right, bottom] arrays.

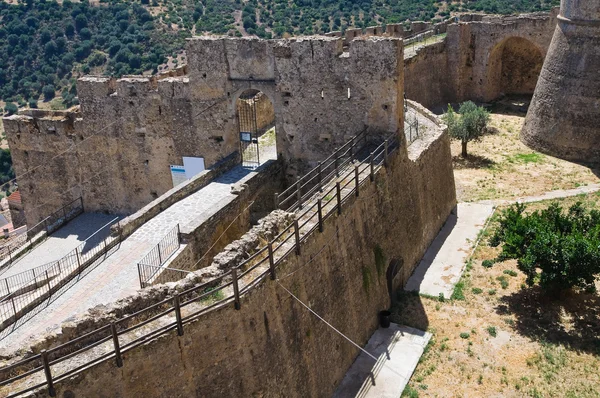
[[0, 163, 270, 350], [405, 202, 495, 298], [333, 324, 431, 398], [405, 184, 600, 298], [0, 213, 118, 278]]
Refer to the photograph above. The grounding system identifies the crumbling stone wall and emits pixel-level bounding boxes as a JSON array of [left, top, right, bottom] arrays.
[[3, 36, 404, 227], [22, 113, 455, 398], [404, 9, 558, 109]]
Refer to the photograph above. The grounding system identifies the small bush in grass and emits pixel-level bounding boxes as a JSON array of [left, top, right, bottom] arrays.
[[486, 326, 497, 337], [488, 289, 497, 295], [482, 259, 495, 268], [472, 287, 483, 294], [496, 276, 509, 289], [460, 332, 470, 339], [503, 269, 518, 277]]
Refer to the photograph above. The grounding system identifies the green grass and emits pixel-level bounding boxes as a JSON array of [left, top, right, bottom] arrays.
[[507, 152, 545, 164], [486, 326, 497, 337]]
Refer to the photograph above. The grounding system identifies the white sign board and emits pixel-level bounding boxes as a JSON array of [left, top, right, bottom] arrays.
[[183, 157, 206, 179], [170, 165, 187, 187]]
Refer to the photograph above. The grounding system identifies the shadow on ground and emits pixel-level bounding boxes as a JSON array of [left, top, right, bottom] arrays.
[[452, 154, 496, 170], [497, 287, 600, 355], [389, 290, 429, 332]]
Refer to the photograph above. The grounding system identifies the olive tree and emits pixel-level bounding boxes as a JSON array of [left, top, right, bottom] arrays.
[[443, 101, 490, 157]]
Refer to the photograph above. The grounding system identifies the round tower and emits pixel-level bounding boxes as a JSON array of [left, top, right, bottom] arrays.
[[520, 0, 600, 163]]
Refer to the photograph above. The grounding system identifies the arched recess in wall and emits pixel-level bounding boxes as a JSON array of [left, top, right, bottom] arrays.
[[235, 89, 277, 168], [485, 37, 544, 101]]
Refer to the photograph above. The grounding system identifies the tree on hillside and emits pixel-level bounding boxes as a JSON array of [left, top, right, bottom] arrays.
[[443, 101, 490, 157]]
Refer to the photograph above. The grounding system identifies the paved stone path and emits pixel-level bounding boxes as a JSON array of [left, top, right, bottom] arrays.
[[0, 161, 273, 350], [405, 202, 495, 298], [0, 212, 118, 279], [405, 183, 600, 298], [333, 323, 431, 398]]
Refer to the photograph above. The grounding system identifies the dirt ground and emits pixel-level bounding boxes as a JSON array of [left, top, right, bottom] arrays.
[[395, 194, 600, 397], [395, 98, 600, 397], [451, 98, 600, 202]]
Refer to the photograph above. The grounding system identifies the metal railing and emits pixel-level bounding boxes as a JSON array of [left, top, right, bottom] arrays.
[[0, 197, 84, 267], [138, 265, 192, 288], [405, 109, 420, 145], [0, 225, 121, 334], [137, 225, 181, 288], [0, 135, 399, 398], [276, 128, 368, 212]]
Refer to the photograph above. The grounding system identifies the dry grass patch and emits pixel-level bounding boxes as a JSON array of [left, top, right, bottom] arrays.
[[451, 98, 600, 202], [394, 194, 600, 398]]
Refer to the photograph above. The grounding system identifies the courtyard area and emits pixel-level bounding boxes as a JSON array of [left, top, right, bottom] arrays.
[[396, 98, 600, 398]]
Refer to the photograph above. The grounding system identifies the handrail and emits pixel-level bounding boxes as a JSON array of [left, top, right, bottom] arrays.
[[0, 135, 399, 397], [137, 224, 181, 289], [276, 128, 368, 208], [0, 197, 84, 268], [0, 224, 121, 334]]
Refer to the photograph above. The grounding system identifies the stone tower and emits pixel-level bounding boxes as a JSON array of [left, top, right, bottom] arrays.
[[520, 0, 600, 163]]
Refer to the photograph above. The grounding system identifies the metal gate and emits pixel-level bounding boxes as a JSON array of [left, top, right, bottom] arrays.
[[238, 94, 260, 168]]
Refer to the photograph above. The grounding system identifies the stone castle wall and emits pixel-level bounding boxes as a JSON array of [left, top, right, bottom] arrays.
[[404, 9, 559, 109], [3, 37, 404, 228], [25, 113, 455, 398]]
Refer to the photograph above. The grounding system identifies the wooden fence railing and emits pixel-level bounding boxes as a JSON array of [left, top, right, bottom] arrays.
[[0, 135, 399, 398]]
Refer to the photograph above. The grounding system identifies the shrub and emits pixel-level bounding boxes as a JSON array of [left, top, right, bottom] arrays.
[[4, 102, 17, 115], [472, 287, 483, 294], [490, 202, 600, 292], [460, 332, 470, 339], [42, 85, 55, 101], [482, 259, 495, 268], [486, 326, 497, 337]]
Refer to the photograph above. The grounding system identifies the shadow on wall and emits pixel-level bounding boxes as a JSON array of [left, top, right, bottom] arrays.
[[486, 37, 544, 101]]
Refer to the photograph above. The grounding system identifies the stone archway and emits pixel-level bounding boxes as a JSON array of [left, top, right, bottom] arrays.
[[485, 37, 544, 101], [235, 89, 277, 168]]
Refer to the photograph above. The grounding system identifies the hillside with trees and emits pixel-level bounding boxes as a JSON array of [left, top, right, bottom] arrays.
[[0, 0, 559, 113]]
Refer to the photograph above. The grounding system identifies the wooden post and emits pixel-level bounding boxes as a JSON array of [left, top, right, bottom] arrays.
[[384, 140, 389, 167], [317, 161, 323, 192], [370, 152, 375, 181], [294, 219, 301, 256], [334, 147, 339, 177], [336, 182, 342, 215], [355, 165, 360, 197], [268, 242, 276, 280], [7, 245, 12, 264], [174, 294, 184, 336], [317, 199, 323, 233], [157, 243, 162, 264], [296, 178, 302, 210], [5, 279, 10, 295], [110, 323, 123, 367], [41, 350, 56, 397], [232, 268, 241, 310], [274, 193, 279, 209]]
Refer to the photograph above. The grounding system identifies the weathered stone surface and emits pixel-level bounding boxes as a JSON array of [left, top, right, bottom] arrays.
[[404, 9, 558, 109], [3, 36, 404, 229], [521, 0, 600, 163], [17, 111, 455, 398]]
